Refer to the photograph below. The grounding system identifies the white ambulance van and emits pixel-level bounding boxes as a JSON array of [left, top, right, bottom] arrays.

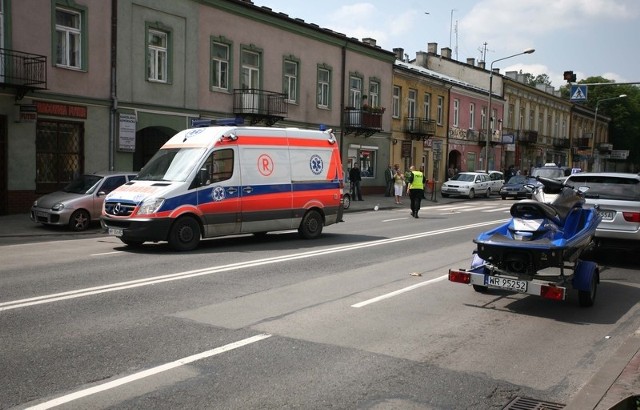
[[101, 124, 344, 251]]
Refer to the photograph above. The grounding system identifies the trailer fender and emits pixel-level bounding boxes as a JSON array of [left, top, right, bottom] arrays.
[[470, 253, 487, 274], [572, 260, 599, 292]]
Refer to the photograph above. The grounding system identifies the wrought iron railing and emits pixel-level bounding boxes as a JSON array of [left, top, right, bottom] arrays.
[[0, 48, 47, 88], [232, 89, 288, 118]]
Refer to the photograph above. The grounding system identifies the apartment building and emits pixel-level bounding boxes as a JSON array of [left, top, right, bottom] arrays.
[[0, 0, 396, 214]]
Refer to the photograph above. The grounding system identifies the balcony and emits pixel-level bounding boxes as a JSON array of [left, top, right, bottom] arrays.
[[404, 117, 436, 141], [233, 89, 288, 126], [343, 108, 382, 137], [477, 130, 503, 147], [577, 137, 591, 149], [553, 138, 570, 149], [0, 48, 47, 99], [519, 130, 538, 144]]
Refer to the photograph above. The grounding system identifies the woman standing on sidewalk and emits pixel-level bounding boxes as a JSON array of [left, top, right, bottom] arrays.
[[393, 164, 405, 204]]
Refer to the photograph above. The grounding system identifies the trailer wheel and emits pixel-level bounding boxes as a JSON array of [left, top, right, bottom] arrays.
[[578, 269, 598, 307], [473, 284, 488, 293], [298, 210, 323, 239], [168, 216, 201, 251]]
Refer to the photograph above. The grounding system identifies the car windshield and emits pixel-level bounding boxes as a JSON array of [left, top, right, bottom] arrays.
[[63, 175, 103, 194], [569, 175, 640, 201], [136, 148, 207, 182], [452, 173, 475, 182], [507, 175, 528, 184], [532, 168, 565, 179]]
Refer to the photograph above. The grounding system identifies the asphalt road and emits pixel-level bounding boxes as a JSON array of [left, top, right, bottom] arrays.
[[1, 199, 638, 409]]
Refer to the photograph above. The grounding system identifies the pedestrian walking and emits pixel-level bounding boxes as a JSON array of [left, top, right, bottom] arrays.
[[349, 165, 363, 201], [406, 165, 425, 218]]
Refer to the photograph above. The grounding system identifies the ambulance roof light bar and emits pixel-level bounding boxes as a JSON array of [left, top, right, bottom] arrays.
[[192, 117, 245, 128]]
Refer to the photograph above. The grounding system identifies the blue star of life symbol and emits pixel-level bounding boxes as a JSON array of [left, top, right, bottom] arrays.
[[309, 155, 323, 175], [211, 186, 226, 201]]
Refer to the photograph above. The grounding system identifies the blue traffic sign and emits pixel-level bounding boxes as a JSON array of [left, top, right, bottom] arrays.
[[570, 85, 588, 101]]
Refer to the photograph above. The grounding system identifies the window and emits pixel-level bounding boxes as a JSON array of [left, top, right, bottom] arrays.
[[147, 29, 168, 82], [437, 96, 444, 125], [201, 149, 234, 185], [349, 75, 363, 108], [423, 93, 431, 120], [241, 49, 260, 89], [348, 146, 377, 179], [317, 67, 330, 108], [284, 59, 298, 103], [453, 99, 459, 127], [55, 7, 82, 69], [508, 104, 515, 128], [211, 40, 230, 90], [36, 120, 84, 192], [369, 80, 380, 108], [469, 103, 475, 129], [392, 86, 401, 118], [481, 106, 487, 130]]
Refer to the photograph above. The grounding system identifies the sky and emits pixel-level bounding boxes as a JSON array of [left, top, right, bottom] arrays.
[[255, 0, 639, 89]]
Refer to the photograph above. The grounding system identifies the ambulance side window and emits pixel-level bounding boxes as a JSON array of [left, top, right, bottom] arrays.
[[202, 149, 234, 185]]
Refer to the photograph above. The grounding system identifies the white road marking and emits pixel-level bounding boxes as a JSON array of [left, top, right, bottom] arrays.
[[26, 334, 272, 410], [0, 219, 507, 312], [351, 275, 448, 308], [91, 251, 123, 256]]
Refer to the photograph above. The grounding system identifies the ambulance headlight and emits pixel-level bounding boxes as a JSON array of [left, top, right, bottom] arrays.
[[137, 198, 165, 215]]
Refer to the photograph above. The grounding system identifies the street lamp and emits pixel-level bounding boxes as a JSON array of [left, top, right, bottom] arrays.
[[590, 94, 627, 171], [484, 48, 535, 171]]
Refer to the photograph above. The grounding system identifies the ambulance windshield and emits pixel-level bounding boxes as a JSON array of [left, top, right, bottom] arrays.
[[137, 147, 207, 182]]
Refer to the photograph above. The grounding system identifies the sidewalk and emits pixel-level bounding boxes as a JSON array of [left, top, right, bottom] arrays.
[[1, 195, 639, 409]]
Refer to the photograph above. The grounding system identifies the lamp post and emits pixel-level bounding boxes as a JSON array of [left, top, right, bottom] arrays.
[[590, 94, 627, 171], [484, 48, 535, 171]]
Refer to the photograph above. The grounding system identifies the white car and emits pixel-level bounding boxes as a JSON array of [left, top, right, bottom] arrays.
[[441, 172, 492, 199], [482, 170, 505, 193]]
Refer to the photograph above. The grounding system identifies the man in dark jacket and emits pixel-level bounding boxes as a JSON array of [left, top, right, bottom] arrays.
[[349, 166, 363, 201]]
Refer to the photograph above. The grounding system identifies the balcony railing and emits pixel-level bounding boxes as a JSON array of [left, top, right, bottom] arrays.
[[343, 108, 382, 137], [0, 48, 47, 99], [404, 117, 436, 140], [519, 130, 538, 144], [233, 89, 288, 126], [553, 138, 570, 149]]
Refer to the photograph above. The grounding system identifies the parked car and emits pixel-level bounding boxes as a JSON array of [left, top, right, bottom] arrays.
[[30, 172, 137, 231], [441, 172, 492, 199], [482, 170, 505, 193], [530, 163, 571, 181], [342, 186, 352, 209], [565, 172, 640, 247], [499, 175, 539, 200]]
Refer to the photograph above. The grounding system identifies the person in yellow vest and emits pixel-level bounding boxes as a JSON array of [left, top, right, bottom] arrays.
[[406, 165, 425, 218]]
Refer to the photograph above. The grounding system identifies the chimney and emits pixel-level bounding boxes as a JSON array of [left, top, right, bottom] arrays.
[[478, 61, 486, 69], [492, 68, 500, 74], [466, 58, 475, 66], [415, 51, 428, 67], [362, 38, 376, 46], [393, 48, 404, 61], [441, 47, 452, 59], [427, 42, 438, 54]]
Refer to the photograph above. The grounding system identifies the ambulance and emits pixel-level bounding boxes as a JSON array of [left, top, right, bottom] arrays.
[[101, 123, 344, 251]]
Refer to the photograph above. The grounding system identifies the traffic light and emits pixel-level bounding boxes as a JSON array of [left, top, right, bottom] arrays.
[[563, 70, 576, 82]]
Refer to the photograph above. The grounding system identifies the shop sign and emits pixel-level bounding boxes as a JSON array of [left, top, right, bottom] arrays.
[[35, 101, 87, 119], [118, 113, 137, 152], [19, 104, 37, 122]]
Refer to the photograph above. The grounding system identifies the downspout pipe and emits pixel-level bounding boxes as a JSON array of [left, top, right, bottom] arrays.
[[339, 42, 347, 168], [108, 0, 118, 171]]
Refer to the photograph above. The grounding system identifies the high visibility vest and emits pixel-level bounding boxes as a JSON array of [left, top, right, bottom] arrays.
[[410, 171, 424, 189]]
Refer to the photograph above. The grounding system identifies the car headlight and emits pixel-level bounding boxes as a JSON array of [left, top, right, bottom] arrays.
[[52, 202, 65, 211], [137, 198, 165, 215]]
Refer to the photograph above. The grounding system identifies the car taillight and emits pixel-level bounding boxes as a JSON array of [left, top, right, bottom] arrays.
[[449, 270, 471, 284], [541, 285, 565, 301], [622, 212, 640, 223]]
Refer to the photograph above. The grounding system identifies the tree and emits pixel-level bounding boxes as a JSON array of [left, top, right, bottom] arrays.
[[518, 71, 552, 87]]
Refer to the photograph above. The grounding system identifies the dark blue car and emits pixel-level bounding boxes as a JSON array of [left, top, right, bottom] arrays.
[[499, 175, 539, 200]]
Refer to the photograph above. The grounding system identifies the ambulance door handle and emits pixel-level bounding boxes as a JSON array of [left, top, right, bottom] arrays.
[[227, 187, 238, 195], [243, 186, 254, 194]]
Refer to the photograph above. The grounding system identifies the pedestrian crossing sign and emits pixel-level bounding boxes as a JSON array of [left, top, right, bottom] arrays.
[[570, 85, 588, 101]]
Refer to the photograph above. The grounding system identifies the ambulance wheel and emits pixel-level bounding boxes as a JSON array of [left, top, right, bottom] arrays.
[[69, 209, 90, 231], [120, 238, 144, 247], [168, 216, 201, 251], [298, 210, 323, 239], [578, 269, 598, 307]]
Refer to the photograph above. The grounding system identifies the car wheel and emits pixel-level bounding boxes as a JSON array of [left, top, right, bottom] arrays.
[[69, 209, 91, 231], [441, 193, 449, 198], [120, 238, 144, 247], [298, 210, 323, 239], [501, 195, 507, 200], [485, 188, 491, 198], [468, 189, 475, 199], [343, 194, 351, 209], [168, 215, 201, 251]]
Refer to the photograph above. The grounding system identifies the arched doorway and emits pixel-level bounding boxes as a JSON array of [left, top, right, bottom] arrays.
[[133, 126, 176, 171], [447, 149, 462, 178]]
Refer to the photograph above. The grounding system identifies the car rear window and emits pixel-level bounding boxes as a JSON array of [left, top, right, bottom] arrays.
[[568, 175, 640, 201]]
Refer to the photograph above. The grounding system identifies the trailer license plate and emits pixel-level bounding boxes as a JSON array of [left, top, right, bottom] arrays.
[[487, 276, 527, 292], [108, 228, 123, 237]]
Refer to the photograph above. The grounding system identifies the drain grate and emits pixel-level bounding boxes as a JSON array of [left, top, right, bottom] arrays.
[[503, 396, 565, 410]]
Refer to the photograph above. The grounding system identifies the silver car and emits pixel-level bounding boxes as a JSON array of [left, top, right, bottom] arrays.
[[441, 172, 492, 199], [30, 172, 137, 231], [565, 172, 640, 247]]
